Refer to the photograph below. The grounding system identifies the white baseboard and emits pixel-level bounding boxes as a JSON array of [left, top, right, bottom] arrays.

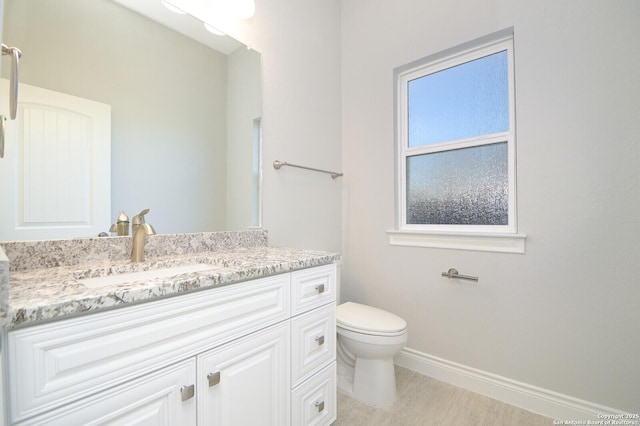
[[395, 348, 622, 421]]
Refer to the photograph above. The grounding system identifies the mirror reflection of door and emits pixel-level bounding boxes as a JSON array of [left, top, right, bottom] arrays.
[[0, 80, 111, 240]]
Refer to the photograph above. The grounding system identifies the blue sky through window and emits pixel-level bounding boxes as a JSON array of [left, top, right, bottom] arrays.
[[407, 50, 509, 147]]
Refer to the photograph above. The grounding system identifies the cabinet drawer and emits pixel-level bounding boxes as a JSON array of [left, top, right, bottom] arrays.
[[291, 303, 336, 387], [17, 359, 197, 426], [8, 274, 290, 423], [291, 264, 336, 315], [291, 362, 337, 426]]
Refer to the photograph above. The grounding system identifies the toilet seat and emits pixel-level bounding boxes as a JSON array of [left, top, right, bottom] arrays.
[[337, 302, 407, 337]]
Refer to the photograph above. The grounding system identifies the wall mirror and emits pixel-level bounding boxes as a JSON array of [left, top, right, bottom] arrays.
[[0, 0, 262, 241]]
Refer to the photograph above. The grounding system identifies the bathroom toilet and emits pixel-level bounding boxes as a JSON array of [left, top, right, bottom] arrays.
[[336, 302, 408, 408]]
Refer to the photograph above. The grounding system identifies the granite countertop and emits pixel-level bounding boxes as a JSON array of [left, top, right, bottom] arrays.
[[4, 246, 340, 328]]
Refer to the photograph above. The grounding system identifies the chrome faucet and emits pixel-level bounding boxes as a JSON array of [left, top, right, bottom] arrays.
[[131, 209, 156, 262]]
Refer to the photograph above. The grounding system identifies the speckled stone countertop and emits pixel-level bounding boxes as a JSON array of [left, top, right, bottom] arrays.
[[0, 231, 340, 328]]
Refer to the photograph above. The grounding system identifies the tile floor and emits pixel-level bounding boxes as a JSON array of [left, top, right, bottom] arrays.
[[332, 366, 553, 425]]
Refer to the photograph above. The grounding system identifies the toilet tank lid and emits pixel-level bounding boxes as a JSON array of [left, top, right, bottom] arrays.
[[337, 302, 407, 333]]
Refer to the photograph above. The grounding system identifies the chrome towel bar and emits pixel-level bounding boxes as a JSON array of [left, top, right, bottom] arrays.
[[273, 160, 343, 179], [441, 268, 479, 282]]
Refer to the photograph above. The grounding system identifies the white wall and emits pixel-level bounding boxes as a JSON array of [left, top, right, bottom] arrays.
[[228, 0, 343, 253], [341, 0, 639, 413]]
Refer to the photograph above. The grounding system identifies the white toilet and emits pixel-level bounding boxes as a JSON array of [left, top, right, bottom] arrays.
[[335, 302, 408, 407]]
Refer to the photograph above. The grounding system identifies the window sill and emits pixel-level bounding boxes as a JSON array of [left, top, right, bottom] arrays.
[[387, 230, 526, 253]]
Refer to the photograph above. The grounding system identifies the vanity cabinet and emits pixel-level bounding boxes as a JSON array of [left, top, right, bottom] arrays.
[[5, 263, 337, 425]]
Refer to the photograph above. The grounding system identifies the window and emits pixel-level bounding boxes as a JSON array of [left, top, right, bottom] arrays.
[[251, 117, 263, 228], [390, 29, 525, 253]]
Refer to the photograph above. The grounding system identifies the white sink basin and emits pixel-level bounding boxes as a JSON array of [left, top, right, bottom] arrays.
[[78, 263, 222, 288]]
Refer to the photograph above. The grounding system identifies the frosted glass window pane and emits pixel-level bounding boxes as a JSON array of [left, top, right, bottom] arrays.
[[408, 50, 508, 147], [406, 143, 508, 225]]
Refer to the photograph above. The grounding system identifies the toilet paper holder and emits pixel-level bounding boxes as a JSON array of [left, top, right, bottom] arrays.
[[441, 268, 479, 282]]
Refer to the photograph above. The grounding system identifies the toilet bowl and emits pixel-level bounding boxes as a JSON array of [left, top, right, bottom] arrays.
[[336, 302, 407, 408]]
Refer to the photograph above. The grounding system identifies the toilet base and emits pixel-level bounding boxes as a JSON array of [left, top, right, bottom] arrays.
[[336, 362, 354, 394], [353, 357, 397, 407], [337, 355, 397, 408]]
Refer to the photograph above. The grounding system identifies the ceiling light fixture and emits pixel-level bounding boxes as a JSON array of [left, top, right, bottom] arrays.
[[230, 0, 255, 19], [160, 0, 255, 24]]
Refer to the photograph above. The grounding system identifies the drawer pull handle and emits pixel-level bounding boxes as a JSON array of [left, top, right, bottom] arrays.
[[315, 284, 325, 294], [181, 384, 195, 401], [315, 335, 325, 345], [315, 400, 325, 412], [207, 371, 221, 387]]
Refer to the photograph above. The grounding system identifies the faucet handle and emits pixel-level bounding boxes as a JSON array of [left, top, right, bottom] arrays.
[[132, 209, 150, 225], [117, 210, 129, 223], [132, 209, 156, 235]]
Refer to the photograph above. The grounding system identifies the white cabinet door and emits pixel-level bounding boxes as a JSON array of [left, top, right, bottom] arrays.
[[19, 359, 197, 426], [197, 323, 291, 426]]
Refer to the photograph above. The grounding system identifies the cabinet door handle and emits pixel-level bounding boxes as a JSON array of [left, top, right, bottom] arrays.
[[315, 335, 325, 345], [315, 400, 325, 412], [207, 371, 221, 387], [315, 284, 325, 294], [180, 384, 195, 401]]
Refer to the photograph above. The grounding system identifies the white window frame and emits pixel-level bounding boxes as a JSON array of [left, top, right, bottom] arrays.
[[389, 29, 526, 253]]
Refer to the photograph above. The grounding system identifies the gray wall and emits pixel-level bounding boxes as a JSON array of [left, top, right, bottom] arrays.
[[229, 0, 343, 253], [341, 0, 639, 413]]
